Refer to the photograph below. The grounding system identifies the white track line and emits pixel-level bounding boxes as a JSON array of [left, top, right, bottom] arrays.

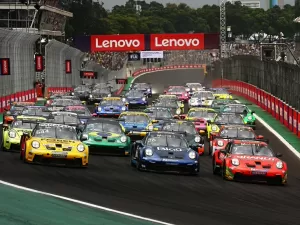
[[0, 180, 175, 225], [236, 100, 300, 160]]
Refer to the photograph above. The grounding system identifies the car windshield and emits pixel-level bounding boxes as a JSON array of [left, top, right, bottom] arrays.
[[168, 87, 185, 92], [215, 114, 244, 124], [22, 108, 50, 117], [154, 101, 177, 108], [188, 111, 216, 119], [85, 122, 122, 134], [12, 120, 36, 129], [33, 126, 77, 140], [64, 107, 91, 116], [100, 100, 123, 106], [223, 105, 248, 113], [126, 91, 144, 98], [220, 128, 255, 138], [120, 115, 149, 123], [74, 86, 89, 92], [147, 109, 172, 119], [194, 92, 214, 99], [231, 144, 274, 156], [145, 134, 188, 148], [133, 83, 149, 89], [49, 114, 79, 124], [162, 123, 196, 134]]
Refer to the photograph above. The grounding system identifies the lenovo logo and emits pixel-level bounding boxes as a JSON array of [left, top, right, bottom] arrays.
[[150, 33, 204, 50], [91, 35, 145, 51]]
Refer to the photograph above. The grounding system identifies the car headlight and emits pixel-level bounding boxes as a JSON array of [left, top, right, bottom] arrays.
[[148, 125, 153, 131], [231, 158, 239, 166], [194, 136, 201, 143], [147, 88, 150, 92], [46, 100, 50, 104], [98, 107, 102, 111], [184, 93, 188, 96], [176, 109, 181, 115], [107, 94, 111, 97], [145, 148, 153, 156], [192, 88, 195, 90], [142, 97, 146, 101], [89, 95, 93, 98], [212, 125, 218, 131], [218, 140, 224, 146], [120, 135, 127, 143], [31, 141, 40, 149], [121, 106, 126, 111], [247, 116, 253, 120], [77, 144, 85, 152], [8, 131, 16, 138], [71, 92, 74, 96], [122, 98, 126, 102], [276, 161, 283, 169], [188, 151, 196, 159], [186, 88, 190, 91]]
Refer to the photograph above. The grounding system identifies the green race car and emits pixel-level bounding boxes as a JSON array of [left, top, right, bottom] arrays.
[[79, 117, 131, 155], [1, 116, 46, 151], [218, 103, 256, 128], [211, 99, 237, 109]]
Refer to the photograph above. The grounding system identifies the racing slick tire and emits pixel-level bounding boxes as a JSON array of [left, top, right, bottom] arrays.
[[212, 158, 219, 175]]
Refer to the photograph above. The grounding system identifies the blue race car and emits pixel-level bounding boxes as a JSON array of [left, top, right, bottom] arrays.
[[94, 97, 128, 118], [144, 107, 174, 130], [130, 131, 200, 175], [123, 90, 148, 109], [131, 83, 152, 97]]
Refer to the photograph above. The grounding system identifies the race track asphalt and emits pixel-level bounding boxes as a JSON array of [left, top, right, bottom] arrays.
[[1, 69, 300, 225]]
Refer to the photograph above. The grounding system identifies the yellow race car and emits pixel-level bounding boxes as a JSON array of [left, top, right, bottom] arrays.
[[19, 123, 89, 167], [206, 113, 246, 141], [210, 88, 233, 99], [2, 117, 46, 151]]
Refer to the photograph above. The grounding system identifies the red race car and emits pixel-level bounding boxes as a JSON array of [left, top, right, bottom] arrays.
[[209, 125, 266, 156], [164, 86, 189, 102], [212, 139, 287, 185]]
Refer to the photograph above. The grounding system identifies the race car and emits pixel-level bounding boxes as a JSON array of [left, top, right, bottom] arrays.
[[131, 83, 152, 97], [79, 118, 131, 155], [1, 117, 46, 151], [19, 106, 51, 119], [144, 107, 174, 130], [73, 85, 91, 101], [185, 83, 204, 96], [219, 104, 256, 128], [47, 111, 84, 132], [211, 98, 237, 109], [3, 101, 35, 124], [45, 91, 72, 101], [158, 95, 182, 107], [164, 86, 189, 102], [46, 94, 83, 106], [188, 91, 215, 108], [209, 125, 266, 156], [212, 139, 287, 185], [94, 97, 128, 117], [63, 105, 92, 124], [19, 123, 89, 167], [130, 131, 199, 174], [152, 99, 184, 116], [206, 113, 246, 140], [47, 98, 85, 111], [210, 88, 232, 99], [183, 108, 217, 133], [88, 88, 111, 104], [123, 90, 148, 109], [161, 120, 205, 155], [118, 111, 157, 141]]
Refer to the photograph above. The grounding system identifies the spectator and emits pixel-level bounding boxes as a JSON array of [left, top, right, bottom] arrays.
[[85, 52, 128, 71]]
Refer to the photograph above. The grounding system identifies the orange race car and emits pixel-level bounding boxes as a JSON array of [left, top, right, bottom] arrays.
[[209, 125, 266, 156], [212, 139, 287, 185], [3, 101, 35, 124]]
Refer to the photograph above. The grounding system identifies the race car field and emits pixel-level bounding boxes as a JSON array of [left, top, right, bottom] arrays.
[[0, 69, 300, 225]]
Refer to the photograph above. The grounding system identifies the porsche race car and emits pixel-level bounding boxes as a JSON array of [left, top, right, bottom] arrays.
[[123, 90, 148, 109], [144, 107, 174, 130], [88, 88, 111, 104], [210, 88, 232, 99], [211, 98, 237, 109], [94, 97, 128, 117], [164, 86, 189, 102], [47, 111, 85, 132], [19, 106, 51, 119], [212, 139, 287, 185], [73, 85, 91, 101], [3, 101, 35, 124], [131, 83, 152, 97], [19, 123, 89, 167], [130, 131, 199, 174], [188, 91, 215, 108], [185, 83, 204, 96], [47, 98, 85, 111], [152, 99, 184, 116], [63, 105, 92, 124]]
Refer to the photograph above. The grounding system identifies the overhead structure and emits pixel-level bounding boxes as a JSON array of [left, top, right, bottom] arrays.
[[220, 0, 227, 58]]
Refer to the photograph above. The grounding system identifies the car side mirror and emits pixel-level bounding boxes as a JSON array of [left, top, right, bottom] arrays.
[[276, 153, 283, 158], [257, 135, 264, 139], [81, 134, 88, 141], [207, 120, 211, 124]]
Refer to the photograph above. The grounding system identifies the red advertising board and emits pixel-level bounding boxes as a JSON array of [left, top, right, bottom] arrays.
[[91, 34, 145, 52], [279, 100, 283, 124], [283, 103, 288, 127], [150, 33, 205, 51], [293, 110, 298, 135], [65, 60, 71, 74], [288, 106, 293, 131], [0, 58, 10, 75], [275, 98, 279, 120], [35, 54, 44, 72]]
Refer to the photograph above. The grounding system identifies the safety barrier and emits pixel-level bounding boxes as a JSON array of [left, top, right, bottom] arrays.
[[212, 79, 300, 137]]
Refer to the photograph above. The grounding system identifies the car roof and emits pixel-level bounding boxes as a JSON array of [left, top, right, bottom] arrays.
[[37, 122, 76, 129], [120, 111, 148, 116], [50, 111, 78, 116]]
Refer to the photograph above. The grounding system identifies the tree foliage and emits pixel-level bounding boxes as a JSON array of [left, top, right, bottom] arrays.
[[65, 0, 299, 38]]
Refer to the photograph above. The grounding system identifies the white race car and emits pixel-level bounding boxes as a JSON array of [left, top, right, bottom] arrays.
[[188, 91, 215, 108]]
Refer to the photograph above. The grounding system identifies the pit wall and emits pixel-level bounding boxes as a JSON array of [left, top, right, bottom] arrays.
[[212, 79, 300, 138]]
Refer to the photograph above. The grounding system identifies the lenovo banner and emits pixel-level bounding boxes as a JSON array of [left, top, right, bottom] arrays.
[[35, 54, 44, 72], [128, 53, 141, 61], [91, 34, 145, 52], [80, 71, 98, 79], [0, 58, 10, 75], [150, 33, 205, 51], [65, 60, 72, 74], [140, 51, 164, 59]]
